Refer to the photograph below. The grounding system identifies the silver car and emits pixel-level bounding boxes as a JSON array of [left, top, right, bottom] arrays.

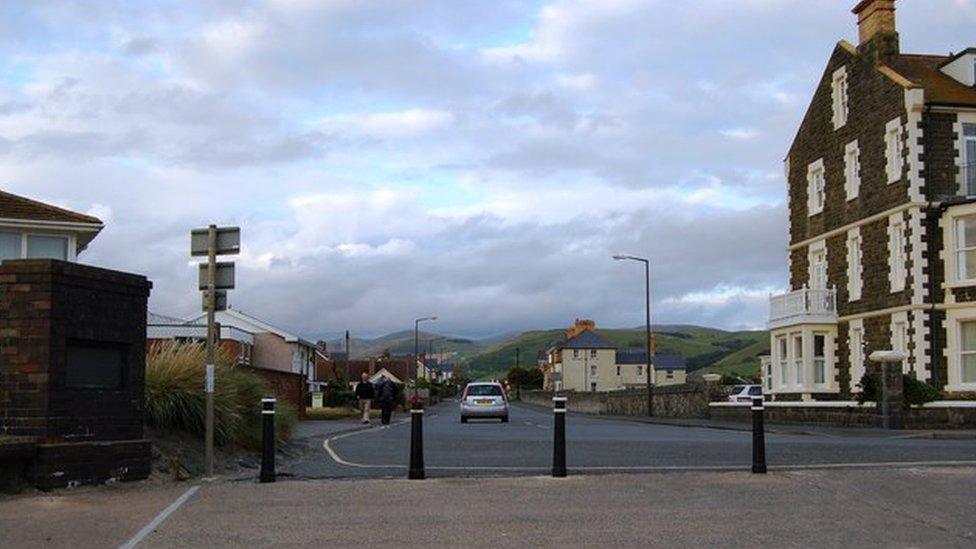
[[460, 382, 509, 423]]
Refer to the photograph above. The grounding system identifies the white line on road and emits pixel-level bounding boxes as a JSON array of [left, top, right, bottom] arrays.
[[118, 485, 199, 549]]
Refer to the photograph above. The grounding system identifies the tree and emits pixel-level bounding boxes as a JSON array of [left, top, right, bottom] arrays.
[[506, 366, 544, 390]]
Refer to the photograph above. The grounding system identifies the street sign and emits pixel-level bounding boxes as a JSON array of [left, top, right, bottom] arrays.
[[191, 227, 241, 256], [198, 262, 235, 290], [202, 290, 228, 312]]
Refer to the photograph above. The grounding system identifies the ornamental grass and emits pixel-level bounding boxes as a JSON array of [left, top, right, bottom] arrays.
[[145, 340, 296, 449]]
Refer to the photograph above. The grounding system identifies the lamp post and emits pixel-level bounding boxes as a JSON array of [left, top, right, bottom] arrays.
[[414, 316, 437, 399], [613, 254, 654, 417]]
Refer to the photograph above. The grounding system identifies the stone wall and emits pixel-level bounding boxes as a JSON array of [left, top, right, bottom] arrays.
[[709, 402, 976, 429], [521, 384, 718, 419]]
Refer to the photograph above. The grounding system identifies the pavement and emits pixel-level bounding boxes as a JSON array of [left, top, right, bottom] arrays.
[[281, 401, 976, 479], [2, 467, 975, 547]]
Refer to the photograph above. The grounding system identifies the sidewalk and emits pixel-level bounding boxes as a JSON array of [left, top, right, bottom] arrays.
[[514, 400, 976, 439]]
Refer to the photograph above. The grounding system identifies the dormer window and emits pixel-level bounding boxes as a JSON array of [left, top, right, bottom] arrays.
[[831, 66, 849, 129], [939, 49, 976, 88]]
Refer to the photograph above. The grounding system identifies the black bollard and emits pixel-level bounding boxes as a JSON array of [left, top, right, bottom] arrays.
[[260, 397, 276, 483], [751, 395, 767, 474], [552, 396, 567, 478], [408, 407, 425, 480]]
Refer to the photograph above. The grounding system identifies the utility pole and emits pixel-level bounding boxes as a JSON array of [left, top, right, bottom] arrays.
[[191, 225, 239, 479], [204, 225, 216, 478]]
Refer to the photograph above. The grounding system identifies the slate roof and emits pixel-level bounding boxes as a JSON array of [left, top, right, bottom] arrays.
[[616, 348, 687, 370], [559, 329, 616, 350], [0, 190, 102, 225], [889, 53, 976, 107]]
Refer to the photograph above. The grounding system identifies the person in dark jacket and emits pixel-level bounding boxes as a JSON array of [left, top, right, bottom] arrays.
[[376, 376, 396, 425], [355, 372, 376, 424]]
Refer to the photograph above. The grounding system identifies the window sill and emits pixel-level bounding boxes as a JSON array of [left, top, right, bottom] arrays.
[[942, 280, 976, 290]]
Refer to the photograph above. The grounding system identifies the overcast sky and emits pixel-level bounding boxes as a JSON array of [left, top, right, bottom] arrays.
[[2, 1, 974, 339]]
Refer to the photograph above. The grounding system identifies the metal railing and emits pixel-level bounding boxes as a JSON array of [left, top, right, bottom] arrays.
[[769, 287, 837, 326]]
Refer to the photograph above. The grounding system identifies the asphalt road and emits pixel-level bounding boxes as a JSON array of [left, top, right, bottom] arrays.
[[283, 401, 976, 479]]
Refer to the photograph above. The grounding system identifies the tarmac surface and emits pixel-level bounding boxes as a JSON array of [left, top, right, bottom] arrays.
[[283, 401, 976, 478], [2, 467, 975, 548]]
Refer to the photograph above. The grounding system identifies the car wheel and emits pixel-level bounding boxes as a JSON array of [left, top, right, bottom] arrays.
[[501, 415, 509, 423], [461, 416, 468, 423]]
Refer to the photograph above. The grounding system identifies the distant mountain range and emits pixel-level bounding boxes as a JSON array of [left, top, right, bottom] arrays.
[[324, 325, 769, 380]]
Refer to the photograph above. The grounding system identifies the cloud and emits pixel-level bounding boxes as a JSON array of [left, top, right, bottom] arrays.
[[1, 0, 972, 339]]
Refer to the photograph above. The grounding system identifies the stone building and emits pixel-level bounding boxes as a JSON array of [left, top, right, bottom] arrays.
[[768, 0, 976, 399]]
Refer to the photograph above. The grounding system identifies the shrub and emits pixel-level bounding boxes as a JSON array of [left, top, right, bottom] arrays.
[[323, 389, 357, 408], [145, 340, 296, 449], [856, 371, 941, 407]]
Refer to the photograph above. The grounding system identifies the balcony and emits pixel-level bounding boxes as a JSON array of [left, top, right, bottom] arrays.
[[769, 287, 837, 330]]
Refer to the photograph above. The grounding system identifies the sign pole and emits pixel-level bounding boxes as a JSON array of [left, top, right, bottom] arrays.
[[205, 224, 217, 478]]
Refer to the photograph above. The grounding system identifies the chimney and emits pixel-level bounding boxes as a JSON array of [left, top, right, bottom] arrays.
[[852, 0, 899, 62]]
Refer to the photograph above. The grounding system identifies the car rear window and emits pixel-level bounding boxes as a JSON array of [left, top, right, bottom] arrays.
[[467, 385, 503, 396], [748, 386, 762, 395]]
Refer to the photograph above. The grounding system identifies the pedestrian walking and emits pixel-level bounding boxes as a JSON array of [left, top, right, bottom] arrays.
[[355, 372, 375, 424], [377, 376, 396, 425]]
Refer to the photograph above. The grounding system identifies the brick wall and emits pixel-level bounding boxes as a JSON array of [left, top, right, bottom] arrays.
[[247, 366, 307, 418], [0, 260, 151, 442]]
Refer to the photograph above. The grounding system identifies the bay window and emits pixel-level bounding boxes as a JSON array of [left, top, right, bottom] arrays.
[[793, 335, 803, 386], [813, 334, 826, 385], [955, 215, 976, 282], [960, 321, 976, 384], [777, 336, 788, 388]]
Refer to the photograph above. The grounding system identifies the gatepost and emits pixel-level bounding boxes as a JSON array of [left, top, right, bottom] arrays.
[[868, 351, 907, 430]]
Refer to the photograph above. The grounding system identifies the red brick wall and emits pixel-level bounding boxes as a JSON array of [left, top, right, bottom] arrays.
[[247, 366, 307, 418]]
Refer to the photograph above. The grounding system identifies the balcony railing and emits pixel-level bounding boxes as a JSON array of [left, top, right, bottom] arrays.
[[964, 162, 976, 196], [769, 287, 837, 329]]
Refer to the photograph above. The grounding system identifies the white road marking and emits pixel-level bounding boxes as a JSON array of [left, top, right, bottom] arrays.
[[118, 485, 199, 549]]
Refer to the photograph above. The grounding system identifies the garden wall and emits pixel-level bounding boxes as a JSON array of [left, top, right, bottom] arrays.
[[521, 384, 719, 418], [248, 366, 307, 418]]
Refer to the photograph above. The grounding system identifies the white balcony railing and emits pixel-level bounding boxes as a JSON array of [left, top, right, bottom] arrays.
[[769, 287, 837, 329]]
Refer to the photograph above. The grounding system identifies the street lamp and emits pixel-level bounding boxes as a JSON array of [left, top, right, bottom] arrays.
[[414, 316, 437, 399], [613, 254, 654, 417]]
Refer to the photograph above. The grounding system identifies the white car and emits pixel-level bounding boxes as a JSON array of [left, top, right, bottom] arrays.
[[460, 382, 509, 423], [728, 384, 763, 403]]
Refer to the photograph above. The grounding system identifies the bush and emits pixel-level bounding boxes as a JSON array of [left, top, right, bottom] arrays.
[[856, 371, 942, 406], [145, 340, 296, 450], [323, 389, 357, 408]]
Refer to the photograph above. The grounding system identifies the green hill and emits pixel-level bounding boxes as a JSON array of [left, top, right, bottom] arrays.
[[460, 326, 769, 380]]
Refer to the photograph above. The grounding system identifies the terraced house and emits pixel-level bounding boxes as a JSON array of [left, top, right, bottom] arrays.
[[768, 0, 976, 399]]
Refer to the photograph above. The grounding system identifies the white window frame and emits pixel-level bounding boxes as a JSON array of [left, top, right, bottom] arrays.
[[846, 228, 862, 301], [959, 115, 976, 195], [844, 140, 860, 200], [808, 239, 828, 291], [590, 349, 597, 358], [792, 334, 804, 387], [0, 231, 76, 262], [848, 319, 865, 392], [888, 214, 906, 293], [807, 159, 826, 216], [885, 117, 904, 184], [946, 308, 976, 392], [813, 332, 828, 386], [955, 215, 976, 283], [776, 336, 788, 389], [831, 66, 849, 130], [890, 311, 909, 374]]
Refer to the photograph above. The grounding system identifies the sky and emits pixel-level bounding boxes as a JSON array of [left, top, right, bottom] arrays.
[[2, 0, 975, 340]]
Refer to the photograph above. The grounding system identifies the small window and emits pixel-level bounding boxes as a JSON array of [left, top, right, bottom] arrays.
[[0, 232, 21, 261], [955, 216, 976, 282], [807, 160, 826, 216], [844, 140, 860, 200], [637, 366, 643, 377], [590, 365, 597, 376], [572, 349, 580, 359], [616, 366, 621, 376], [960, 321, 976, 384], [590, 349, 597, 358], [885, 118, 904, 184], [832, 67, 849, 129], [26, 235, 68, 260], [889, 216, 907, 293], [847, 229, 863, 301], [666, 370, 674, 379]]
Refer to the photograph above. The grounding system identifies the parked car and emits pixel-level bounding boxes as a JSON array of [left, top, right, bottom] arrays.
[[460, 382, 509, 423], [728, 384, 763, 403]]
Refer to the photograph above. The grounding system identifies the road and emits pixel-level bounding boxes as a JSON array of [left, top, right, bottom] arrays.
[[283, 401, 976, 479]]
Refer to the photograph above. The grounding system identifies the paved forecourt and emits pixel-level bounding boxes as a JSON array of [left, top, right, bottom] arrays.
[[283, 401, 976, 479]]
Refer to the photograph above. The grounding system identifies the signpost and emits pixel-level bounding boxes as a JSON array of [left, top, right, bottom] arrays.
[[191, 225, 240, 478]]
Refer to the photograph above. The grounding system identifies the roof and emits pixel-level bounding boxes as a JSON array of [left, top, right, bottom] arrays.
[[615, 349, 687, 370], [186, 308, 315, 348], [148, 311, 187, 325], [0, 190, 102, 225], [887, 53, 976, 107], [558, 329, 616, 350]]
